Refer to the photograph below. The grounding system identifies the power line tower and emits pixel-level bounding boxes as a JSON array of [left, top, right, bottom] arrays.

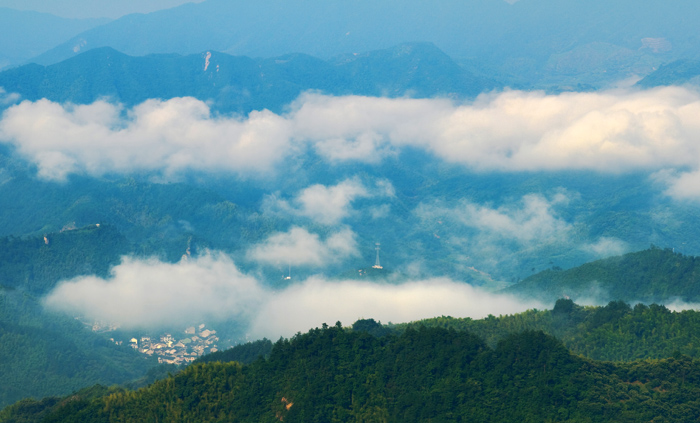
[[372, 243, 383, 269], [284, 262, 291, 280]]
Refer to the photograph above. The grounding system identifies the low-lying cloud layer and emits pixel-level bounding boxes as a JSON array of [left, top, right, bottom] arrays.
[[43, 253, 543, 339], [43, 254, 264, 328], [3, 87, 700, 198]]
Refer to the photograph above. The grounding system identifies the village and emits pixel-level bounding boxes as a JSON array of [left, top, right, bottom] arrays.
[[127, 324, 220, 365], [89, 319, 221, 365]]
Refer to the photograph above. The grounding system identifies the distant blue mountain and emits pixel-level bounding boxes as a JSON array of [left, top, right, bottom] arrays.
[[0, 44, 498, 113], [0, 8, 109, 70], [636, 59, 700, 88], [26, 0, 700, 88]]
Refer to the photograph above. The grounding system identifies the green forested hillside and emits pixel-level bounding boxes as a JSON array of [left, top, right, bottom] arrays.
[[397, 299, 700, 361], [0, 288, 155, 408], [6, 324, 700, 422], [505, 247, 700, 303], [0, 225, 169, 408], [192, 339, 273, 365], [0, 224, 130, 295]]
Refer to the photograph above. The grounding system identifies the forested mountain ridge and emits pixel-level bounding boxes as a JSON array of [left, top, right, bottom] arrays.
[[395, 299, 700, 361], [504, 247, 700, 303], [0, 286, 156, 408], [0, 43, 495, 114], [5, 324, 700, 422], [0, 224, 130, 295]]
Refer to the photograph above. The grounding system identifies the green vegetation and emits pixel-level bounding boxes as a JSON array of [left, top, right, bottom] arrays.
[[505, 247, 700, 303], [193, 339, 273, 365], [0, 224, 130, 295], [7, 324, 700, 422], [396, 299, 700, 361], [0, 288, 155, 408]]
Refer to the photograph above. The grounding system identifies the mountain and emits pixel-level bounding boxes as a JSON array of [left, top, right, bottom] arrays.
[[0, 8, 109, 70], [397, 299, 700, 361], [636, 59, 700, 88], [1, 141, 700, 287], [0, 43, 496, 114], [5, 325, 700, 422], [0, 286, 155, 408], [27, 0, 700, 88], [504, 247, 700, 303], [0, 224, 131, 295]]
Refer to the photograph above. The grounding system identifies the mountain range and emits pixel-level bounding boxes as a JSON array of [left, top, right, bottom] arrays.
[[3, 0, 700, 419], [26, 0, 700, 87], [0, 8, 108, 70], [0, 44, 496, 114]]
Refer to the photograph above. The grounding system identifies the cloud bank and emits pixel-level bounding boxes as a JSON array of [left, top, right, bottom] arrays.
[[247, 226, 359, 267], [0, 98, 292, 180], [4, 87, 700, 197], [43, 253, 264, 328], [263, 178, 394, 224], [421, 193, 573, 245], [43, 253, 543, 339]]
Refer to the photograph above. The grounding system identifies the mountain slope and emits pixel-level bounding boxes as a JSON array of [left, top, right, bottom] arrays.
[[636, 59, 700, 88], [397, 299, 700, 361], [27, 0, 700, 87], [0, 287, 155, 408], [0, 8, 108, 70], [5, 325, 700, 422], [0, 44, 495, 114], [504, 247, 700, 303]]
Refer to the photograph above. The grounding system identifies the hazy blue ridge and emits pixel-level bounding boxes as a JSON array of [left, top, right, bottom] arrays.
[[636, 59, 700, 88], [25, 0, 700, 88], [0, 8, 109, 70], [0, 43, 497, 114]]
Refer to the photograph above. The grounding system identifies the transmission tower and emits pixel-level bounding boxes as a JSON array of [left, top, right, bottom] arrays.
[[372, 243, 383, 269]]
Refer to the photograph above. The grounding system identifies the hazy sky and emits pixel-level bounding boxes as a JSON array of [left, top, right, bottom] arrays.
[[0, 0, 203, 19]]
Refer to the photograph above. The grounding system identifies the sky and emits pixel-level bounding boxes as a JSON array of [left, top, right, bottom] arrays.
[[0, 0, 203, 19]]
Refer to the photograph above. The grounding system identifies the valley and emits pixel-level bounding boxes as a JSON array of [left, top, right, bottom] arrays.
[[2, 0, 700, 420]]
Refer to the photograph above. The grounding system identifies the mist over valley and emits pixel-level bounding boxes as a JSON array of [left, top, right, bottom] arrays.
[[3, 1, 700, 420]]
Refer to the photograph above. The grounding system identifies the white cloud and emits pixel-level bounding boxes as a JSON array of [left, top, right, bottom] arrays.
[[0, 88, 20, 106], [418, 193, 572, 245], [43, 253, 265, 329], [247, 226, 359, 267], [294, 179, 370, 224], [290, 88, 700, 174], [249, 276, 545, 339], [664, 300, 700, 312], [663, 169, 700, 200], [5, 88, 700, 198], [264, 178, 394, 225], [582, 237, 629, 258], [0, 98, 292, 180], [42, 253, 544, 338]]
